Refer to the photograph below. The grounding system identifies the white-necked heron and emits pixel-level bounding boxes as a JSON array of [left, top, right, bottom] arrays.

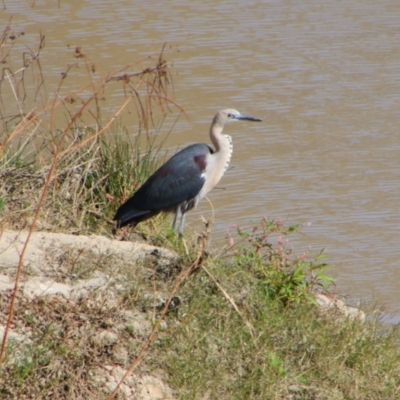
[[113, 108, 262, 236]]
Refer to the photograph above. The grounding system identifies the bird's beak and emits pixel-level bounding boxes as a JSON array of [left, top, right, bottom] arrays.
[[237, 115, 262, 122]]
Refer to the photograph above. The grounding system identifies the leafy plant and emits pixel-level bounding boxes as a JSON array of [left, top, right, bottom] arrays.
[[229, 218, 334, 306]]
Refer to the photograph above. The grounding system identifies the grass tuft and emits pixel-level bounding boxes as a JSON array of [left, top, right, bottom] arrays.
[[156, 220, 400, 399]]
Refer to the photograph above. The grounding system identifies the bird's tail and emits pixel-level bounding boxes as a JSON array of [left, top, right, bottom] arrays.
[[113, 205, 157, 229]]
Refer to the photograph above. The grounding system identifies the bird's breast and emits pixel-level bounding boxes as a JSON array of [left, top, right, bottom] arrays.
[[198, 135, 233, 200]]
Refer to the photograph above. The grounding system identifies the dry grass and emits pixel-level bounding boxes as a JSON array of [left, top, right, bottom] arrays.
[[0, 276, 170, 399], [0, 21, 182, 236], [0, 22, 187, 399]]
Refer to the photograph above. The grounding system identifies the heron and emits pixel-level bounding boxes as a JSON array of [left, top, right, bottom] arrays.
[[113, 108, 262, 236]]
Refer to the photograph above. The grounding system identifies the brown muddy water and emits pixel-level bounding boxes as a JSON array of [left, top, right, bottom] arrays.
[[3, 1, 400, 321]]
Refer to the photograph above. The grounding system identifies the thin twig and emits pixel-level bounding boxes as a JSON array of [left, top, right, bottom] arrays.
[[201, 264, 255, 338], [106, 226, 210, 400]]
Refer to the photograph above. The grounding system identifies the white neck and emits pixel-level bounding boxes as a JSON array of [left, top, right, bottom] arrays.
[[210, 124, 233, 172], [198, 124, 233, 201]]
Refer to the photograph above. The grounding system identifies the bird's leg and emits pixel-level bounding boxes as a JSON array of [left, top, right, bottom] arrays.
[[178, 212, 186, 237], [172, 206, 181, 231]]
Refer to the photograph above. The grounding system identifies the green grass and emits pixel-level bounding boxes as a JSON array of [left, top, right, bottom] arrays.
[[156, 225, 400, 399], [0, 122, 170, 234]]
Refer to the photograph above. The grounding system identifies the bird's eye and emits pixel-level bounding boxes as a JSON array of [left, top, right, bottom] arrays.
[[227, 113, 233, 118]]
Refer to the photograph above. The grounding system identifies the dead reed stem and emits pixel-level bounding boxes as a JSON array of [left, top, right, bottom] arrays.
[[0, 26, 182, 369], [107, 222, 211, 400]]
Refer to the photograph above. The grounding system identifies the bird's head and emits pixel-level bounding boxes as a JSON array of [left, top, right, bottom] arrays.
[[213, 109, 262, 128]]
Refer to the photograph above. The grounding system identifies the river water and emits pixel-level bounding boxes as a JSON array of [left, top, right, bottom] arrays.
[[3, 1, 400, 320]]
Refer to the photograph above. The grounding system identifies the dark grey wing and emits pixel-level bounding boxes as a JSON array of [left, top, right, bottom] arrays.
[[133, 143, 211, 210], [114, 143, 212, 226]]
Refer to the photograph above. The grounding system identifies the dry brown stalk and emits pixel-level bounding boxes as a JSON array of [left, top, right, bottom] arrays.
[[0, 27, 182, 370], [106, 223, 211, 400]]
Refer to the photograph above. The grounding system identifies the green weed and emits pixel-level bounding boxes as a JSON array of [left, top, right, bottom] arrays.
[[153, 219, 400, 400], [230, 218, 333, 306]]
